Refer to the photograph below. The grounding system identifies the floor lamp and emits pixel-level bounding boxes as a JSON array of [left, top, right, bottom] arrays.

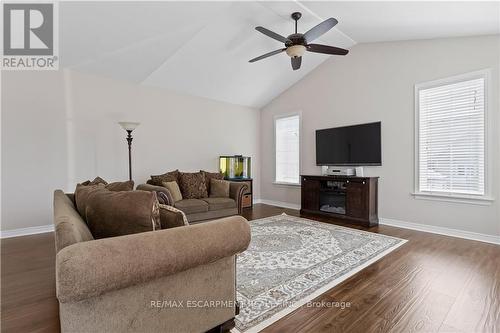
[[118, 122, 140, 181]]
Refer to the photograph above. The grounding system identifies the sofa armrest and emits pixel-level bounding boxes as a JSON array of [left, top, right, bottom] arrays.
[[137, 184, 186, 228], [229, 182, 248, 214], [137, 183, 174, 205], [56, 215, 251, 303], [159, 204, 188, 229]]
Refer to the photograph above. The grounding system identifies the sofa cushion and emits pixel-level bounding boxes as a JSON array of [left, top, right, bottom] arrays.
[[202, 197, 237, 211], [85, 188, 161, 239], [149, 169, 179, 186], [178, 171, 208, 199], [105, 180, 134, 191], [75, 184, 106, 218], [75, 180, 134, 218], [80, 177, 134, 191], [174, 199, 209, 214], [201, 170, 224, 193], [210, 179, 230, 198], [162, 181, 182, 202]]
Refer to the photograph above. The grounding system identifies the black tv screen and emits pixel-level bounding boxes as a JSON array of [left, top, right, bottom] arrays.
[[316, 122, 381, 166]]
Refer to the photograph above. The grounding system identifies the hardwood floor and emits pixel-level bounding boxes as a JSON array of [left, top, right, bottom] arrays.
[[2, 204, 499, 332], [1, 232, 59, 332]]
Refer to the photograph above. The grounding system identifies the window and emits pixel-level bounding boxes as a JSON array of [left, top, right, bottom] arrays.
[[275, 114, 300, 185], [415, 70, 490, 202]]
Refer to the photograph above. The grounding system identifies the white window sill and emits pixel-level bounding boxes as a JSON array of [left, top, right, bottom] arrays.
[[273, 181, 301, 187], [411, 191, 494, 206]]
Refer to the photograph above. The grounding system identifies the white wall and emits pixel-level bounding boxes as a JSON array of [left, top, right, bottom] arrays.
[[260, 35, 500, 236], [1, 71, 69, 232], [1, 69, 260, 231]]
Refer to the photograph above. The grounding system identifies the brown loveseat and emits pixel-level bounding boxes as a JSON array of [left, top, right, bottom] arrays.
[[53, 190, 251, 333], [137, 173, 248, 223]]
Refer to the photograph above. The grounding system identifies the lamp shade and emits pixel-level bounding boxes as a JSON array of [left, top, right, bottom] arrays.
[[285, 45, 306, 58], [118, 122, 140, 131]]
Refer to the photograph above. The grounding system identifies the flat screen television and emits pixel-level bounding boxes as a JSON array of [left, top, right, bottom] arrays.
[[316, 122, 381, 166]]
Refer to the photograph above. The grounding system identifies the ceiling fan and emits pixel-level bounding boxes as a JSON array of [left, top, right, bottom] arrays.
[[249, 12, 348, 70]]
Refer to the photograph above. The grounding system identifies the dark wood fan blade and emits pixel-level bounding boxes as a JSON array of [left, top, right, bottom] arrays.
[[291, 57, 302, 70], [307, 44, 348, 55], [249, 48, 286, 63], [303, 18, 338, 43], [255, 26, 291, 44]]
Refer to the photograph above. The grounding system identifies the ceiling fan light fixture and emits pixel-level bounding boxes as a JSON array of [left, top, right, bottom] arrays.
[[250, 13, 347, 70], [286, 45, 306, 58]]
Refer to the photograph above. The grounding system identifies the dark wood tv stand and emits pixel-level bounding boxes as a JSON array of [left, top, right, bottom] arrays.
[[300, 175, 379, 227]]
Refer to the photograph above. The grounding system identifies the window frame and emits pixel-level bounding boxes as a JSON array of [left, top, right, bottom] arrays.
[[273, 112, 302, 186], [413, 69, 494, 205]]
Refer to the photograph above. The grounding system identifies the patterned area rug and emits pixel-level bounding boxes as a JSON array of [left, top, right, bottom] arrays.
[[234, 214, 406, 332]]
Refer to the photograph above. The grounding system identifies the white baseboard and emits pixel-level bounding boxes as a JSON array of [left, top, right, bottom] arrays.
[[254, 199, 500, 245], [379, 218, 500, 245], [0, 224, 54, 239], [254, 199, 301, 210]]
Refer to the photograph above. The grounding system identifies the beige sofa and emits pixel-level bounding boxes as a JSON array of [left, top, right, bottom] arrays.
[[53, 190, 251, 333], [137, 182, 248, 223]]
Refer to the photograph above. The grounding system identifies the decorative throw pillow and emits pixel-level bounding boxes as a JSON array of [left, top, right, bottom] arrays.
[[162, 181, 183, 202], [201, 170, 224, 193], [75, 183, 106, 218], [149, 170, 179, 186], [105, 180, 134, 191], [79, 177, 133, 191], [210, 179, 230, 198], [85, 188, 161, 239], [75, 179, 134, 218], [80, 177, 107, 186], [178, 171, 208, 199], [89, 176, 108, 185]]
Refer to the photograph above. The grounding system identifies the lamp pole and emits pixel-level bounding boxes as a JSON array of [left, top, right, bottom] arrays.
[[118, 122, 140, 181], [126, 130, 133, 181]]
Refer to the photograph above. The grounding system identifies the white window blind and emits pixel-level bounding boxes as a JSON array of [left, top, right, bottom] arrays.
[[417, 76, 485, 196], [275, 114, 300, 184]]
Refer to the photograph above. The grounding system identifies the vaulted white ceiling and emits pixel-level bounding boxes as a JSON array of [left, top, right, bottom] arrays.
[[60, 1, 499, 108]]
